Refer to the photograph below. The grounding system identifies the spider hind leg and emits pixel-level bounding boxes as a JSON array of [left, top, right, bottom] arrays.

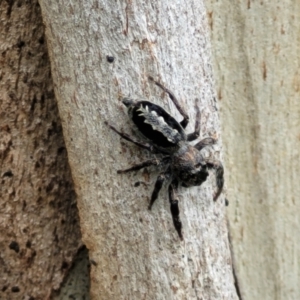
[[117, 159, 161, 174], [105, 121, 154, 152], [148, 76, 189, 129], [187, 99, 201, 142]]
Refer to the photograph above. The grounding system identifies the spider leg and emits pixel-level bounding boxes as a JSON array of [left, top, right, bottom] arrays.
[[148, 167, 171, 210], [205, 159, 224, 201], [187, 99, 201, 141], [194, 137, 216, 151], [105, 121, 154, 152], [148, 76, 189, 128], [168, 179, 183, 240], [117, 157, 170, 173]]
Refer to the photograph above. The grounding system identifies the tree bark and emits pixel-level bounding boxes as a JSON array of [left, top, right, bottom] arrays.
[[39, 0, 238, 299], [206, 1, 300, 299], [0, 1, 83, 299]]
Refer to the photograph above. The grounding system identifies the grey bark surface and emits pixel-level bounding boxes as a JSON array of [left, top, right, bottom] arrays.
[[39, 1, 238, 299], [0, 1, 83, 299], [206, 1, 300, 299]]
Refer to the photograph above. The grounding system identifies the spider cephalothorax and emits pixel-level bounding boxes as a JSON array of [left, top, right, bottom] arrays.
[[107, 76, 224, 240]]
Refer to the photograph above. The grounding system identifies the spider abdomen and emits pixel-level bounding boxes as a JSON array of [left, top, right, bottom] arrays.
[[123, 99, 186, 152]]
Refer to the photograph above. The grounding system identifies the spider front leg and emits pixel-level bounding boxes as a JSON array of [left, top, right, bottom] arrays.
[[168, 179, 183, 240], [148, 167, 171, 210], [148, 76, 189, 128], [194, 137, 216, 151], [206, 160, 224, 201]]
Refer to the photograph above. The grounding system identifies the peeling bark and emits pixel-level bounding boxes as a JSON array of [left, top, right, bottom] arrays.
[[206, 0, 300, 299]]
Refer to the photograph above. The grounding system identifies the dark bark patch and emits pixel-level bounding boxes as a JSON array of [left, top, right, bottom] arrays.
[[9, 241, 20, 253]]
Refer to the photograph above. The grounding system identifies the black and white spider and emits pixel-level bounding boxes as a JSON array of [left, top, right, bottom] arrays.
[[106, 76, 224, 240]]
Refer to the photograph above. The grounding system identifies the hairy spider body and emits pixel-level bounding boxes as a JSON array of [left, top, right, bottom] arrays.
[[107, 77, 224, 240], [171, 145, 209, 187]]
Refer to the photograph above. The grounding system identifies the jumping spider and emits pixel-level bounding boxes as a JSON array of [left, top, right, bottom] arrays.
[[106, 76, 224, 240]]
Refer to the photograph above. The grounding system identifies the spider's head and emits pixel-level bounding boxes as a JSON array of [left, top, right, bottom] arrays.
[[172, 145, 209, 187], [180, 166, 209, 187]]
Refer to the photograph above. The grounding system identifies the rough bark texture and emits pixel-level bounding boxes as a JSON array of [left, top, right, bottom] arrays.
[[206, 1, 300, 299], [39, 1, 238, 299], [52, 246, 90, 300], [0, 1, 83, 299]]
